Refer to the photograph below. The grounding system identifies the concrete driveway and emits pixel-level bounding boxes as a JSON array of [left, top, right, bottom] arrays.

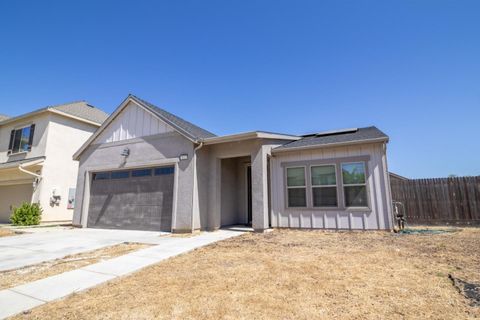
[[0, 227, 169, 272]]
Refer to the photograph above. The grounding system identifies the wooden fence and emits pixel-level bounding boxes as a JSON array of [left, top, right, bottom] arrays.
[[390, 176, 480, 225]]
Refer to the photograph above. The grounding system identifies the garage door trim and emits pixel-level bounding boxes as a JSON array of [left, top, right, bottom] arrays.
[[80, 161, 179, 231]]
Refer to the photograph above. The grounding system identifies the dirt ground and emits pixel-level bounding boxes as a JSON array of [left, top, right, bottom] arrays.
[[0, 228, 20, 237], [15, 227, 480, 320], [1, 243, 149, 290]]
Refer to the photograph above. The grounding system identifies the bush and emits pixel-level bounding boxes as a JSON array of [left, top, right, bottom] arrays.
[[10, 203, 42, 226]]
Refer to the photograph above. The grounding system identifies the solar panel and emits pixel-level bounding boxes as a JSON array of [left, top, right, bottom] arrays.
[[314, 128, 358, 137]]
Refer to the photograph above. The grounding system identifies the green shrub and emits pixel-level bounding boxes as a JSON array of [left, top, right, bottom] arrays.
[[10, 203, 42, 226]]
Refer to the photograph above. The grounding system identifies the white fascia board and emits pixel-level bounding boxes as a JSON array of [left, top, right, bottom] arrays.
[[48, 109, 102, 127], [202, 131, 299, 145]]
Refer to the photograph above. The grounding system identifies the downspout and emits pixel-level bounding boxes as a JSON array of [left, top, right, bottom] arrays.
[[18, 163, 43, 197], [191, 141, 204, 232], [18, 163, 42, 179]]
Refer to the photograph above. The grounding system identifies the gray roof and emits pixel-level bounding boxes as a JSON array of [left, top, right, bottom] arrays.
[[52, 101, 109, 125], [274, 126, 388, 151], [0, 101, 108, 126], [129, 94, 216, 141], [0, 114, 9, 121]]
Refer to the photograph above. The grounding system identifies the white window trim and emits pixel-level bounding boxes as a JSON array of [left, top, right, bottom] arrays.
[[285, 166, 307, 208], [311, 163, 339, 208], [341, 161, 369, 209]]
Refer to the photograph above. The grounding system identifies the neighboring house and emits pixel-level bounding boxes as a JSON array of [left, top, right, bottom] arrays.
[[72, 95, 394, 232], [0, 102, 108, 223]]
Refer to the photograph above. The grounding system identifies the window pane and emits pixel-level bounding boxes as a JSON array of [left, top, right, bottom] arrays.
[[342, 162, 366, 184], [311, 165, 336, 186], [312, 187, 337, 207], [111, 171, 130, 179], [288, 188, 306, 207], [287, 167, 305, 186], [344, 186, 368, 207], [132, 169, 152, 177], [20, 127, 31, 152], [12, 129, 22, 153], [155, 167, 174, 175], [94, 172, 110, 180]]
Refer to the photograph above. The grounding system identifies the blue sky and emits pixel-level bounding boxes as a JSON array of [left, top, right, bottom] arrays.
[[0, 1, 479, 178]]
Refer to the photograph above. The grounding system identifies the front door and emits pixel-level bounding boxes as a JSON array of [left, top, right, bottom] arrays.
[[247, 165, 252, 226]]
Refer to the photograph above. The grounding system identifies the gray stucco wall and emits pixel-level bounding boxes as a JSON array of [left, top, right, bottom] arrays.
[[270, 142, 394, 230], [73, 132, 195, 232], [196, 138, 290, 231], [219, 156, 249, 226]]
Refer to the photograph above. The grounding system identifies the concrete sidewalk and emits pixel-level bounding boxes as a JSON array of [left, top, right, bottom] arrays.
[[0, 229, 244, 319], [0, 227, 171, 272]]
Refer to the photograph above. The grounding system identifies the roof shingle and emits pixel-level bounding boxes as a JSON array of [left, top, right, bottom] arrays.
[[0, 101, 108, 126], [52, 101, 109, 125], [129, 95, 216, 140]]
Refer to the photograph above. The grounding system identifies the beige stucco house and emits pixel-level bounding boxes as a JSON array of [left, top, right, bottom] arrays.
[[72, 95, 394, 232], [0, 102, 108, 223]]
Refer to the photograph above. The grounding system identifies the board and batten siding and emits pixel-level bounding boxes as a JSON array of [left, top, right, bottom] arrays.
[[95, 102, 174, 143], [270, 142, 393, 230]]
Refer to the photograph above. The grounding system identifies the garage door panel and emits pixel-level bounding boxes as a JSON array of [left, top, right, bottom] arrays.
[[87, 167, 174, 232]]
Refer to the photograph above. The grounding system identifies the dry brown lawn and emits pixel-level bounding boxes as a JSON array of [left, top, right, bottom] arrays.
[[14, 228, 480, 320], [1, 243, 149, 290], [0, 228, 20, 237]]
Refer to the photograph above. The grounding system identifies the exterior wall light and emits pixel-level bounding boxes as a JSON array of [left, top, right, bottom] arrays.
[[179, 154, 188, 161], [121, 148, 130, 157]]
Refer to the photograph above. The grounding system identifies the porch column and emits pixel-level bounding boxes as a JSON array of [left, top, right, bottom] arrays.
[[251, 145, 270, 232], [207, 157, 222, 231]]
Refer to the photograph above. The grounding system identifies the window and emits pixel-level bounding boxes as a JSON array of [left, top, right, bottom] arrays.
[[286, 167, 306, 207], [111, 171, 130, 179], [154, 167, 174, 175], [311, 165, 337, 207], [132, 169, 152, 177], [93, 172, 110, 180], [342, 162, 368, 207], [8, 124, 35, 154]]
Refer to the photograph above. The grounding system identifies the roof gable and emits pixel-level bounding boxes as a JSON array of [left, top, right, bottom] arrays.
[[94, 101, 175, 143], [129, 95, 216, 140], [74, 95, 214, 159]]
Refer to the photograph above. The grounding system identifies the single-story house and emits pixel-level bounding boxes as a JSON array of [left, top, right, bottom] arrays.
[[72, 95, 394, 232]]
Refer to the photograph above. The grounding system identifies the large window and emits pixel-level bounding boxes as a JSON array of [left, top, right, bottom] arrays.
[[342, 162, 368, 207], [8, 125, 35, 154], [311, 165, 337, 207], [283, 158, 370, 210], [286, 167, 306, 207]]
